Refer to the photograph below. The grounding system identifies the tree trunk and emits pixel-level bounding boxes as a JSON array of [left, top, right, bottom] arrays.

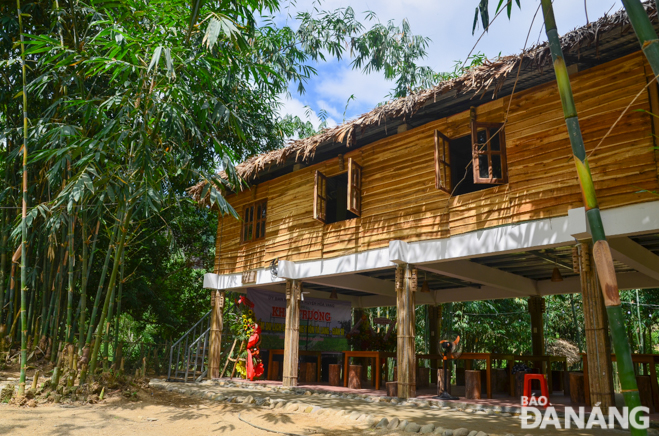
[[540, 1, 644, 433], [88, 207, 131, 377]]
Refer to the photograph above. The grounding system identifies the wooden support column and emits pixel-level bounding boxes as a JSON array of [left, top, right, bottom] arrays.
[[579, 242, 615, 413], [428, 305, 442, 378], [209, 289, 225, 379], [282, 280, 301, 387], [528, 295, 545, 372], [396, 264, 416, 399]]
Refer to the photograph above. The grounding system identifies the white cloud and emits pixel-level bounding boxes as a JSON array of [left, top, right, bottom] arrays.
[[277, 0, 624, 125], [279, 94, 338, 131]]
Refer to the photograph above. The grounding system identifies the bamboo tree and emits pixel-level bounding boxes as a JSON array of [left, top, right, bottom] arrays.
[[78, 216, 99, 353], [66, 211, 75, 347], [84, 220, 119, 349], [540, 1, 644, 433], [113, 252, 124, 360], [622, 0, 659, 78], [102, 276, 117, 370], [88, 207, 131, 377]]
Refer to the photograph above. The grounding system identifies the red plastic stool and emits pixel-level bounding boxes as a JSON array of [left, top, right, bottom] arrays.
[[523, 373, 550, 407]]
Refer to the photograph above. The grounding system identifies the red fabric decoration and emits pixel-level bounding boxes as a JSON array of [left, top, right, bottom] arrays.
[[246, 323, 261, 381]]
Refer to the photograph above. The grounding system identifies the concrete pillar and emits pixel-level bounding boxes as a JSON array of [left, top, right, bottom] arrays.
[[396, 264, 416, 399], [282, 280, 301, 387], [580, 242, 615, 413], [209, 289, 224, 379]]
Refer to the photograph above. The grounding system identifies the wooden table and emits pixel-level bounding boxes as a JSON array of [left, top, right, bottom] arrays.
[[491, 354, 567, 397], [418, 352, 492, 399], [582, 353, 659, 408], [343, 351, 395, 390], [266, 349, 322, 383]]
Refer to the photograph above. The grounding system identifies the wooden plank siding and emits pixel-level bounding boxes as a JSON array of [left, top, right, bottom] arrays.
[[215, 52, 659, 275]]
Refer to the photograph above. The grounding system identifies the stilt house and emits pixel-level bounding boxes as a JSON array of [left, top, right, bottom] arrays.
[[191, 6, 659, 407]]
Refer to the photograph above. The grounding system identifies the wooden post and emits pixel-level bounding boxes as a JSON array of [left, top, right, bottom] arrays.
[[209, 289, 224, 379], [579, 242, 615, 413], [428, 304, 442, 380], [396, 264, 416, 399], [528, 295, 545, 373], [282, 280, 301, 387]]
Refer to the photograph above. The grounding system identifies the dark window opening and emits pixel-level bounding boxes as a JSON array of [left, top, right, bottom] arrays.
[[450, 134, 493, 196], [242, 199, 267, 243], [325, 172, 358, 224]]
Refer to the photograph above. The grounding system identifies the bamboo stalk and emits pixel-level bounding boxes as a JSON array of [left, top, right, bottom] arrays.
[[66, 212, 75, 345], [622, 0, 659, 79], [220, 339, 238, 379], [88, 207, 132, 377], [540, 1, 644, 433], [112, 252, 124, 359], [16, 0, 29, 397]]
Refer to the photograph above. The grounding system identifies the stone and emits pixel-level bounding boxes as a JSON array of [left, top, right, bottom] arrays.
[[433, 427, 445, 435], [285, 403, 299, 412], [442, 431, 454, 436], [464, 408, 474, 413], [375, 418, 389, 428], [405, 422, 421, 433], [420, 424, 435, 434], [387, 418, 400, 430], [304, 406, 314, 413], [475, 432, 488, 436], [500, 413, 511, 417], [453, 429, 470, 436], [398, 420, 409, 430], [365, 416, 377, 426], [468, 432, 477, 436], [311, 406, 323, 414], [349, 411, 361, 420], [242, 395, 254, 404], [304, 391, 312, 396]]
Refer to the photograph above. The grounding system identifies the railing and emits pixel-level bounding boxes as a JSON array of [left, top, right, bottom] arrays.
[[167, 310, 211, 383]]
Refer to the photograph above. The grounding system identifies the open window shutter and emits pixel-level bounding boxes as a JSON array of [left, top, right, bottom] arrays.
[[313, 170, 327, 223], [471, 121, 508, 184], [434, 130, 452, 193], [347, 158, 362, 216]]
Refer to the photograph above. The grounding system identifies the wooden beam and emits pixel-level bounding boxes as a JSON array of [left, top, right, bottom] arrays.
[[209, 289, 224, 379], [608, 237, 659, 282], [396, 264, 416, 399], [282, 280, 301, 387], [421, 260, 538, 296], [579, 242, 615, 413]]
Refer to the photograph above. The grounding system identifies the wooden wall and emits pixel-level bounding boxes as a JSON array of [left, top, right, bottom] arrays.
[[215, 52, 659, 274]]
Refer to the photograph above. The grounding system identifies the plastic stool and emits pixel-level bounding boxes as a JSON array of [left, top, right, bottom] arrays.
[[523, 373, 549, 407]]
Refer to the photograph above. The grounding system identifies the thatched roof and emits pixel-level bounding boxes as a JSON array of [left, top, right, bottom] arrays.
[[189, 2, 656, 203]]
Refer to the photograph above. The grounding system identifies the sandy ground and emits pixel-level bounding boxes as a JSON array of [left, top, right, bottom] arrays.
[[0, 388, 362, 436], [0, 372, 641, 436]]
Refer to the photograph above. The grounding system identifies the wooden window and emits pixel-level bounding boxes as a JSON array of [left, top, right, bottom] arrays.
[[434, 130, 452, 193], [313, 164, 360, 224], [241, 199, 267, 243], [347, 158, 362, 216], [313, 171, 327, 223], [471, 121, 508, 184]]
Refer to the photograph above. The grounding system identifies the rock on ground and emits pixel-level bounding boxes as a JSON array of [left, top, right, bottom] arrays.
[[405, 422, 421, 433], [420, 423, 435, 434]]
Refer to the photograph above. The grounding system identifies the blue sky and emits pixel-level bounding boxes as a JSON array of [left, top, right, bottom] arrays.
[[276, 0, 623, 129]]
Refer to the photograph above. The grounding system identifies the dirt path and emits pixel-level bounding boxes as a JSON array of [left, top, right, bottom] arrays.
[[0, 388, 362, 436], [0, 374, 643, 436]]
